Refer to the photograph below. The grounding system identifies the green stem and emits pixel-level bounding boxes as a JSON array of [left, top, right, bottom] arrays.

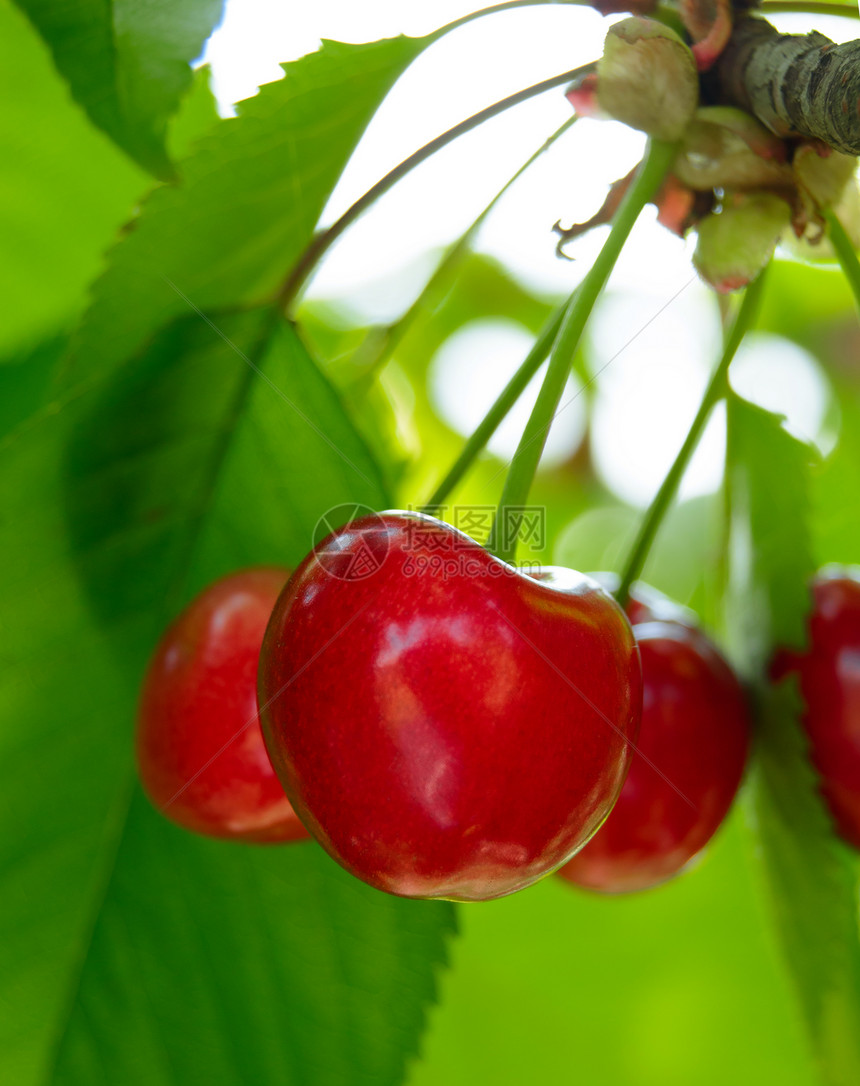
[[444, 0, 688, 34], [825, 209, 860, 312], [488, 137, 678, 564], [760, 0, 858, 17], [352, 114, 578, 383], [439, 0, 593, 34], [277, 63, 595, 312], [616, 268, 768, 606], [421, 301, 569, 511]]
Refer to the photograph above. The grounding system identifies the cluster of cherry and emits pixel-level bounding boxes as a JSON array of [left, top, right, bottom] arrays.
[[137, 511, 860, 902]]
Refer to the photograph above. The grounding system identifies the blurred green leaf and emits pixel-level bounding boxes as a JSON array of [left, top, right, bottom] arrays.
[[725, 390, 860, 1086], [51, 792, 454, 1086], [67, 34, 433, 386], [0, 3, 147, 357], [813, 378, 860, 565], [319, 253, 560, 512], [759, 262, 855, 349], [748, 681, 860, 1086], [62, 309, 392, 616], [11, 0, 224, 178], [811, 214, 860, 567], [755, 261, 860, 568], [0, 333, 67, 439], [166, 63, 220, 160], [725, 392, 818, 667], [409, 809, 815, 1086], [1, 308, 454, 1085]]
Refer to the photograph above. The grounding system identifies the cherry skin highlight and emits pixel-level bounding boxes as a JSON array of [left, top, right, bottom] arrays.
[[558, 585, 750, 893], [137, 568, 308, 843], [258, 512, 642, 902], [771, 567, 860, 849], [621, 580, 697, 629]]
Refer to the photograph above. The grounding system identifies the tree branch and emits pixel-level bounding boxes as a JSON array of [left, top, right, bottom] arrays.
[[716, 16, 860, 155]]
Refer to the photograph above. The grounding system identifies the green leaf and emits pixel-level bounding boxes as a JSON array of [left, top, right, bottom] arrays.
[[166, 63, 220, 161], [52, 791, 454, 1086], [814, 213, 860, 566], [62, 310, 392, 620], [11, 0, 225, 178], [0, 333, 67, 439], [66, 34, 432, 386], [812, 379, 860, 566], [725, 393, 817, 668], [0, 307, 454, 1084], [3, 25, 472, 1083], [0, 3, 147, 357], [748, 682, 860, 1086], [725, 391, 860, 1086]]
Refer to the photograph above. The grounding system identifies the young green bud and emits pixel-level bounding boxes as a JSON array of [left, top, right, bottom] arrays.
[[793, 145, 858, 212], [693, 107, 787, 160], [597, 18, 699, 142], [693, 192, 792, 292], [674, 107, 791, 191]]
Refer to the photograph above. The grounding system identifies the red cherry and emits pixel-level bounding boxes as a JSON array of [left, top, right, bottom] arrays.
[[258, 512, 642, 902], [623, 581, 698, 629], [137, 568, 308, 844], [589, 572, 696, 628], [771, 567, 860, 849], [558, 594, 750, 893]]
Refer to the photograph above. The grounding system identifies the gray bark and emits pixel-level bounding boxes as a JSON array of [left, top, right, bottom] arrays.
[[715, 15, 860, 155]]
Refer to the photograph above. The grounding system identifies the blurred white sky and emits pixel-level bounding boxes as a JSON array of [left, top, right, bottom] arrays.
[[202, 1, 851, 507]]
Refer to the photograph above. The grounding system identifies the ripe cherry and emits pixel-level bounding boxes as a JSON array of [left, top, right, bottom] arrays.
[[558, 584, 750, 893], [771, 567, 860, 849], [258, 511, 642, 902], [137, 568, 308, 843]]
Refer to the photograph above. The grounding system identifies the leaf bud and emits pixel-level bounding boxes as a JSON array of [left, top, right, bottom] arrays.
[[693, 192, 791, 292], [597, 18, 699, 142]]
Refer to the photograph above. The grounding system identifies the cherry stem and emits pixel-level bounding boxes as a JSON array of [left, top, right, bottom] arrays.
[[447, 0, 689, 33], [422, 302, 569, 511], [616, 267, 768, 607], [825, 210, 860, 311], [760, 0, 859, 16], [277, 63, 596, 312], [439, 0, 595, 32], [350, 114, 579, 384], [487, 137, 678, 564]]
